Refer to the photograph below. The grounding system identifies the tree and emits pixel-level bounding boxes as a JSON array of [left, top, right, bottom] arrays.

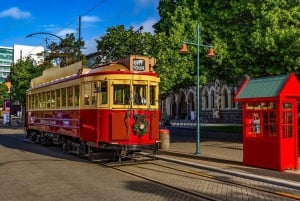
[[154, 0, 300, 94], [11, 58, 46, 105], [153, 0, 211, 97], [46, 33, 85, 67], [0, 83, 9, 106], [95, 25, 155, 63]]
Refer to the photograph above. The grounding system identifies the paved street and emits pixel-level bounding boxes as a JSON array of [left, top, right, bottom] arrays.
[[0, 129, 205, 201], [1, 127, 300, 201]]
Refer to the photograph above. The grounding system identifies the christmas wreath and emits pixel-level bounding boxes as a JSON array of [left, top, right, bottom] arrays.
[[133, 115, 148, 136]]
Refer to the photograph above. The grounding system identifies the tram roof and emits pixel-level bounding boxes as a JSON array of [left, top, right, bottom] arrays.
[[29, 55, 157, 88]]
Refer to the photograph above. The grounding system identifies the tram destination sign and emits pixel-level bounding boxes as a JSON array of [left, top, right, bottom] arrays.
[[133, 59, 145, 71]]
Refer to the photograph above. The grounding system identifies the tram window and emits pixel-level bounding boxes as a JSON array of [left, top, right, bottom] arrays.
[[61, 88, 67, 107], [150, 85, 156, 105], [46, 92, 51, 108], [84, 82, 92, 105], [28, 95, 32, 109], [100, 81, 107, 104], [50, 90, 55, 108], [42, 92, 47, 109], [67, 86, 74, 107], [91, 82, 97, 105], [74, 85, 79, 107], [114, 84, 130, 105], [56, 89, 61, 108], [133, 85, 146, 105], [35, 93, 40, 109]]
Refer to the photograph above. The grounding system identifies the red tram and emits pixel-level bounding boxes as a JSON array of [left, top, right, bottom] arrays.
[[25, 55, 160, 161]]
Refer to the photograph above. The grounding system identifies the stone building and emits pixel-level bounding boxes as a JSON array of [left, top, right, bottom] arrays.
[[161, 80, 242, 124]]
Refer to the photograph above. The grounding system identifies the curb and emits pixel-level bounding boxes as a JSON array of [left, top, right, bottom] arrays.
[[154, 152, 300, 190]]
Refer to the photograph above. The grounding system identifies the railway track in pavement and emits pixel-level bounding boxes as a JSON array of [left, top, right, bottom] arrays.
[[102, 157, 300, 201]]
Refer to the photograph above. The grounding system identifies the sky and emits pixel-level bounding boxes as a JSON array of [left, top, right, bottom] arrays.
[[0, 0, 159, 54]]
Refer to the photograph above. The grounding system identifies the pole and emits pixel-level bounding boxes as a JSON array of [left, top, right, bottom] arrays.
[[180, 23, 214, 155], [78, 16, 81, 61], [195, 24, 201, 155]]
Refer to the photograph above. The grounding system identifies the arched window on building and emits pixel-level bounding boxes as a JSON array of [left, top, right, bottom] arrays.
[[210, 89, 215, 109], [202, 87, 209, 109], [223, 89, 229, 109], [179, 92, 186, 119], [231, 87, 237, 109]]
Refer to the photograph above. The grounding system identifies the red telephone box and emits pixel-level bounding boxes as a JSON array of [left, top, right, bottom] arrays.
[[235, 73, 299, 171]]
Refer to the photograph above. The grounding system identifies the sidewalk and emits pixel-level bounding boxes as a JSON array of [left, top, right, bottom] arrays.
[[157, 139, 300, 186]]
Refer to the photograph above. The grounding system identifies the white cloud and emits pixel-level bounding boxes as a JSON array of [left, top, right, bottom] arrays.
[[0, 7, 31, 19], [83, 37, 97, 54], [81, 16, 101, 23], [57, 28, 77, 37]]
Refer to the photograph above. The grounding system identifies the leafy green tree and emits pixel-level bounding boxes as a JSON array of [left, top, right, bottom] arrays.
[[95, 25, 155, 63], [11, 58, 46, 105], [46, 33, 85, 67], [154, 0, 300, 94], [153, 0, 212, 97], [0, 83, 9, 106]]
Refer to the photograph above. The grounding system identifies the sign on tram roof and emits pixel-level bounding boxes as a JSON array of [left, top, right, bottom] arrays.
[[235, 73, 300, 101]]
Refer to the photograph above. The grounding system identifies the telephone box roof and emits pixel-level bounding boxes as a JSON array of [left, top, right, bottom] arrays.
[[235, 73, 300, 101]]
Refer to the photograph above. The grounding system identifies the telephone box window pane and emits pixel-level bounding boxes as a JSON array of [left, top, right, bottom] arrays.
[[269, 102, 276, 109], [283, 125, 293, 138], [283, 112, 292, 124], [282, 103, 292, 109]]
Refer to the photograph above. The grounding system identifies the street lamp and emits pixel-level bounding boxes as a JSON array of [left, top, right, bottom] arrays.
[[180, 23, 215, 155]]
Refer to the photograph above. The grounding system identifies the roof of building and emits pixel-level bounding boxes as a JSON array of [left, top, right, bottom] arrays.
[[235, 74, 289, 99]]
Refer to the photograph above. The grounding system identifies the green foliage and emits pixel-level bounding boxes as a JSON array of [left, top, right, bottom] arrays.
[[11, 58, 47, 104], [0, 83, 9, 106], [46, 33, 85, 67], [154, 0, 300, 95], [95, 25, 156, 62]]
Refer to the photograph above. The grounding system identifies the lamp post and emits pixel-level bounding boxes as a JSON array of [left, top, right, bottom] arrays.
[[180, 23, 215, 155]]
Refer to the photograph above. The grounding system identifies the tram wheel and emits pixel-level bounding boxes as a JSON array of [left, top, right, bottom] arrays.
[[78, 142, 87, 158]]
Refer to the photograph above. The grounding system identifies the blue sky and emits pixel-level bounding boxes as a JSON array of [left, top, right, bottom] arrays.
[[0, 0, 159, 54]]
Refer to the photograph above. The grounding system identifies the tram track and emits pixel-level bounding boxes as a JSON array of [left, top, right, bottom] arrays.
[[17, 133, 300, 200], [102, 161, 220, 201], [102, 158, 300, 201]]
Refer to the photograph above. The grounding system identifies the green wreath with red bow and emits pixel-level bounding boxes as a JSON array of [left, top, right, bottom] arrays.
[[133, 115, 149, 136]]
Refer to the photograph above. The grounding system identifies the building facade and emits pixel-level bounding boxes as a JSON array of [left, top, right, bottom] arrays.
[[13, 44, 44, 65], [0, 46, 13, 83], [161, 80, 243, 124], [0, 45, 44, 83]]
